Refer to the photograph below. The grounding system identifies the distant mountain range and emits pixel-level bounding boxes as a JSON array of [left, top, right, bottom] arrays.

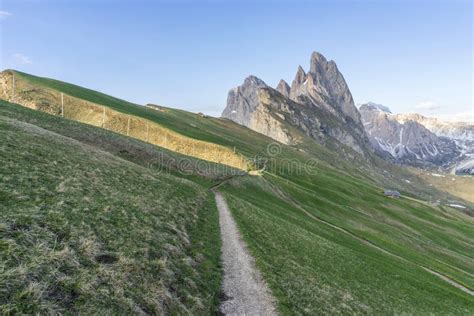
[[360, 103, 473, 174], [222, 52, 473, 175]]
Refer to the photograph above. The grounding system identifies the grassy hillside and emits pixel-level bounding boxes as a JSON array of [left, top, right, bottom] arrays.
[[0, 100, 226, 314], [221, 173, 474, 314], [1, 71, 473, 314], [0, 70, 248, 170], [2, 69, 457, 202]]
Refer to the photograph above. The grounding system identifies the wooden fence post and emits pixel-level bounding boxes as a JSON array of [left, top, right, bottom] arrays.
[[61, 93, 64, 117], [12, 73, 15, 97], [102, 107, 106, 127], [127, 116, 130, 135], [146, 123, 149, 142]]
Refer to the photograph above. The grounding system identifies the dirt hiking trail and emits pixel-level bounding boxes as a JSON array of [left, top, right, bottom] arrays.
[[214, 191, 278, 315]]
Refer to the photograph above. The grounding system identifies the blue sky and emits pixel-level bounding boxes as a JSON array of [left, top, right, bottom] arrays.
[[1, 0, 472, 120]]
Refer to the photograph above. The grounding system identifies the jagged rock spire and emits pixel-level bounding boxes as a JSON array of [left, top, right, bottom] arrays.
[[294, 66, 306, 85], [289, 51, 362, 126], [289, 66, 307, 100], [222, 51, 372, 155], [309, 51, 328, 74], [276, 79, 290, 98]]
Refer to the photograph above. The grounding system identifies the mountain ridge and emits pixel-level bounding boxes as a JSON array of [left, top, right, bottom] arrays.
[[222, 51, 371, 156], [360, 102, 474, 174], [359, 103, 460, 166]]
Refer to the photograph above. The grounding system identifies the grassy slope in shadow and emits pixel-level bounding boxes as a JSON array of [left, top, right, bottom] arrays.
[[0, 100, 224, 314]]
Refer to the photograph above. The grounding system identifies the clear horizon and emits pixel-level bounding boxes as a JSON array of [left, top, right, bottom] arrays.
[[1, 0, 472, 121]]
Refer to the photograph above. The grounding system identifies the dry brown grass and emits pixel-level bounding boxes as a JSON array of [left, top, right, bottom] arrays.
[[0, 71, 248, 170], [411, 169, 474, 205]]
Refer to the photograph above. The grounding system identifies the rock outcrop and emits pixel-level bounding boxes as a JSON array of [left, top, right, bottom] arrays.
[[222, 52, 370, 155]]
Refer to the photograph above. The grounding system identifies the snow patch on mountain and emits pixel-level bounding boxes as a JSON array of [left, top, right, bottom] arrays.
[[359, 103, 460, 167]]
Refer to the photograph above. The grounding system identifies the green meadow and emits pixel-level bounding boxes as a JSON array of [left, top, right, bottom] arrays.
[[1, 72, 473, 314]]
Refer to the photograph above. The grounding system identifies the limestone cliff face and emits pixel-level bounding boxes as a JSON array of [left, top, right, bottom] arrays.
[[248, 96, 294, 145], [221, 52, 371, 155], [222, 76, 295, 144], [359, 103, 461, 167], [222, 76, 267, 126]]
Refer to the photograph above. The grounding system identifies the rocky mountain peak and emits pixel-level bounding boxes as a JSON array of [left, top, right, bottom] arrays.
[[243, 75, 267, 88], [309, 51, 330, 74], [294, 66, 306, 84], [222, 51, 372, 155], [222, 75, 268, 126], [289, 51, 363, 127], [289, 66, 307, 100], [360, 102, 392, 114], [276, 79, 290, 98]]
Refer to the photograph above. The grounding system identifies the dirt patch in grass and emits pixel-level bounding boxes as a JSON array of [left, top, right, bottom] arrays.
[[95, 254, 119, 264]]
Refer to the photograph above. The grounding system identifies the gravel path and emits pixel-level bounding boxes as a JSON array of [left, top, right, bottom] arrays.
[[214, 191, 278, 315]]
